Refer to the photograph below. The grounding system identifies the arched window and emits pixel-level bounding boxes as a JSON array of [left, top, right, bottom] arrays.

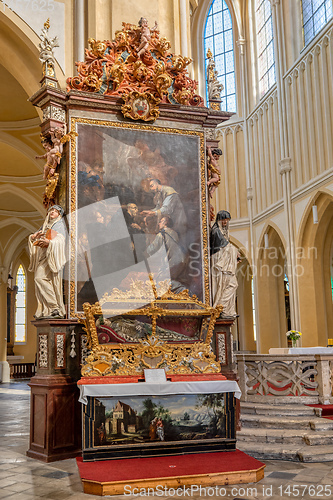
[[302, 0, 333, 46], [204, 0, 237, 112], [15, 265, 26, 343], [255, 0, 276, 98]]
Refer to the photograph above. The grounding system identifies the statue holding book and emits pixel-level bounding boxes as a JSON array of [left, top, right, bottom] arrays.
[[28, 205, 66, 319]]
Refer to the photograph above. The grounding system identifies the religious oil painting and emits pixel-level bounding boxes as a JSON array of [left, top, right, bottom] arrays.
[[92, 394, 226, 447], [71, 119, 208, 314]]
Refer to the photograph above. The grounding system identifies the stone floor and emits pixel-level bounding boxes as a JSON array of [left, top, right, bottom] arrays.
[[1, 381, 333, 500]]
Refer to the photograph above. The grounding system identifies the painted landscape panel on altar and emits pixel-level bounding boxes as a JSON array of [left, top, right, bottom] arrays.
[[92, 394, 226, 447]]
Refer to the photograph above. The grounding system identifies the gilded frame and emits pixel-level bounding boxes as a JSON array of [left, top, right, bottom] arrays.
[[77, 288, 223, 377], [69, 116, 209, 317]]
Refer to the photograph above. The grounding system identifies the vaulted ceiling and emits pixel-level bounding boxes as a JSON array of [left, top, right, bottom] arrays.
[[0, 55, 45, 273]]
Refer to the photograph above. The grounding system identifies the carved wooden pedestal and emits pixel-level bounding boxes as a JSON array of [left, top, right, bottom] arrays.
[[27, 319, 83, 462], [27, 374, 81, 462], [213, 318, 240, 428], [213, 318, 237, 379]]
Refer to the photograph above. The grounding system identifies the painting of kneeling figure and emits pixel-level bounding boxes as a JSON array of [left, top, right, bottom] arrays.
[[93, 394, 227, 447]]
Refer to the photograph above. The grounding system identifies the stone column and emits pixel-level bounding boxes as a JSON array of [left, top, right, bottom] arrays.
[[179, 0, 188, 58], [0, 276, 10, 383], [75, 0, 85, 64], [236, 37, 260, 352], [271, 0, 300, 331], [315, 355, 333, 405]]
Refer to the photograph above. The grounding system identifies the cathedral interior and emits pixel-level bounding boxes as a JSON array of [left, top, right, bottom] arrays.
[[0, 0, 333, 495]]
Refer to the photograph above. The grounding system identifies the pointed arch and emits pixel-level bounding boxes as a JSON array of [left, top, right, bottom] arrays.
[[0, 218, 38, 234], [15, 263, 27, 343], [0, 184, 44, 216], [0, 132, 42, 172], [257, 221, 288, 256], [297, 189, 333, 248], [255, 223, 289, 352], [296, 191, 333, 344], [3, 228, 31, 271]]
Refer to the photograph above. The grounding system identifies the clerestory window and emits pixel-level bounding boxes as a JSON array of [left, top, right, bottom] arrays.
[[302, 0, 333, 46], [204, 0, 237, 112], [255, 0, 276, 98]]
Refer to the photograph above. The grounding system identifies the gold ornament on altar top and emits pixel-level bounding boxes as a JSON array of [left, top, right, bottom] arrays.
[[66, 18, 204, 117], [38, 19, 59, 84], [87, 38, 107, 58], [77, 277, 223, 377], [121, 91, 160, 121]]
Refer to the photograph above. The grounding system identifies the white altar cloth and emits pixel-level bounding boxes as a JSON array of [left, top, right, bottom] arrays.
[[78, 379, 241, 405], [269, 347, 333, 355]]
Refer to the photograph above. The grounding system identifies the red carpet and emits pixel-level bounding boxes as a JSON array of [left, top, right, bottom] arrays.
[[76, 450, 264, 483], [307, 404, 333, 420]]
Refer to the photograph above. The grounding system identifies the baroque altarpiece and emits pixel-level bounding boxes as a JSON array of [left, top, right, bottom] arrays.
[[27, 19, 239, 463]]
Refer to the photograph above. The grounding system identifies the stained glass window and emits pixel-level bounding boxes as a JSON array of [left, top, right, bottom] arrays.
[[15, 265, 26, 343], [255, 0, 276, 98], [204, 0, 237, 112], [302, 0, 333, 46]]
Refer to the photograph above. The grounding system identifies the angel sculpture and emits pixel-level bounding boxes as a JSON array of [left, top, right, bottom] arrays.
[[50, 124, 67, 156], [207, 146, 222, 197], [36, 138, 61, 180], [137, 17, 158, 57]]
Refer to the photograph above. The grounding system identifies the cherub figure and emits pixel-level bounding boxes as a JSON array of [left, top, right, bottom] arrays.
[[36, 139, 60, 180], [137, 17, 158, 57], [207, 146, 222, 197], [37, 125, 69, 181], [50, 124, 66, 156]]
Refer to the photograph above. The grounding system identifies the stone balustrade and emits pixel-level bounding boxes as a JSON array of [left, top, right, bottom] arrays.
[[236, 353, 333, 405]]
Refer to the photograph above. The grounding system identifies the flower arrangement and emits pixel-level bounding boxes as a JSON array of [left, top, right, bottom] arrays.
[[286, 330, 302, 341]]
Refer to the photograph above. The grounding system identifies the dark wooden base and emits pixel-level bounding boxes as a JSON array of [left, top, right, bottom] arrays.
[[26, 449, 81, 463], [83, 438, 236, 461], [27, 374, 81, 462]]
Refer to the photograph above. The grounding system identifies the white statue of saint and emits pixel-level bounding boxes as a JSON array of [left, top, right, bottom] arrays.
[[210, 210, 239, 318], [28, 205, 66, 319]]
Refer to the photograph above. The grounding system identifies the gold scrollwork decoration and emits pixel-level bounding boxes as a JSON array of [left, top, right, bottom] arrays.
[[88, 38, 107, 58], [45, 172, 59, 200], [153, 61, 172, 98], [66, 20, 204, 107], [80, 337, 221, 378], [121, 91, 160, 121], [77, 281, 223, 377]]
